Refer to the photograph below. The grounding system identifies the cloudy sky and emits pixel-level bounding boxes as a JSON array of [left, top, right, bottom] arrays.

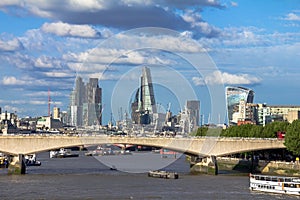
[[0, 0, 299, 124]]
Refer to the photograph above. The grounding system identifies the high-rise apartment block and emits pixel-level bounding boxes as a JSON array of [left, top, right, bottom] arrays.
[[69, 77, 102, 127]]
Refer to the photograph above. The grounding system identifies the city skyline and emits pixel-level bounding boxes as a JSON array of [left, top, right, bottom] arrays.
[[0, 1, 300, 124]]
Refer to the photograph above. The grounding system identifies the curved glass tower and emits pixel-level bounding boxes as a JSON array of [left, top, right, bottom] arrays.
[[225, 86, 254, 125]]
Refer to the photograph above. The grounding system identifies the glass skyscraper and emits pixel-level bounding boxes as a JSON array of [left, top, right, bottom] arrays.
[[131, 66, 156, 124], [69, 77, 102, 127], [225, 86, 254, 125]]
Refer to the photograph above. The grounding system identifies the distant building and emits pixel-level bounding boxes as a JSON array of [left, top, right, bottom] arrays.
[[53, 107, 60, 120], [36, 116, 63, 130], [269, 105, 300, 121], [131, 67, 156, 125], [256, 103, 272, 126], [286, 110, 300, 123], [68, 77, 102, 127], [186, 100, 200, 129], [225, 86, 254, 125]]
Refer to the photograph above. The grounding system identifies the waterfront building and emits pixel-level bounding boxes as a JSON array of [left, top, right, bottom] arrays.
[[225, 86, 254, 125], [68, 77, 102, 127], [131, 67, 157, 125]]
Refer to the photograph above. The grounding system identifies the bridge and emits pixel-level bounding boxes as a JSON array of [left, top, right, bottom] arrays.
[[0, 135, 285, 174]]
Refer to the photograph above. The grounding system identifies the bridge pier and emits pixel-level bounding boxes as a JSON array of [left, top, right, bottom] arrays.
[[8, 154, 26, 175], [190, 155, 218, 175]]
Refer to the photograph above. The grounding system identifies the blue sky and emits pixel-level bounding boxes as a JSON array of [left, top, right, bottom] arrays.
[[0, 0, 299, 124]]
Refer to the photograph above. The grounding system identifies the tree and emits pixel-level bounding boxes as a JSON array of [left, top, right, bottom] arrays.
[[284, 120, 300, 155], [262, 121, 289, 138], [196, 126, 208, 136]]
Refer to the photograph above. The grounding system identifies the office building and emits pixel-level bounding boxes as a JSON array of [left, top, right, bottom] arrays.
[[69, 77, 102, 127], [226, 86, 254, 125], [131, 67, 156, 124], [186, 100, 200, 130]]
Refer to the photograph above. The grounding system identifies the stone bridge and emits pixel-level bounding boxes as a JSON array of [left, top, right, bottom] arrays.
[[0, 135, 285, 174], [0, 135, 285, 156]]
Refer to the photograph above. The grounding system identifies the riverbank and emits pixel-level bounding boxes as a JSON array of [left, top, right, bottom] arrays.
[[191, 157, 300, 176]]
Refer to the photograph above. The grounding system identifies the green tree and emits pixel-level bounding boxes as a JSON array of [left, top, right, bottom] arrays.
[[284, 120, 300, 155], [196, 126, 208, 136], [262, 121, 289, 138]]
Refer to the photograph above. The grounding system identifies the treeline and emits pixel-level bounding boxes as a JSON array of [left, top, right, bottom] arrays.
[[194, 120, 300, 156], [195, 121, 290, 138]]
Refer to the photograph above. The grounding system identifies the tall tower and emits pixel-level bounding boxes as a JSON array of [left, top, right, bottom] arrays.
[[131, 66, 156, 124], [69, 76, 102, 127], [69, 76, 85, 127], [83, 78, 102, 126], [186, 100, 200, 130], [139, 67, 157, 114]]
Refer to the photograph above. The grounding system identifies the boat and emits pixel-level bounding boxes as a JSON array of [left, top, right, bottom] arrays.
[[85, 145, 131, 156], [25, 154, 41, 166], [249, 173, 300, 196], [148, 170, 179, 179], [50, 148, 79, 158], [85, 145, 115, 156]]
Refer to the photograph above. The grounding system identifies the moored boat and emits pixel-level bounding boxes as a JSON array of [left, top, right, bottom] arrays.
[[148, 170, 179, 179], [50, 148, 79, 158], [25, 154, 41, 166], [249, 173, 300, 196]]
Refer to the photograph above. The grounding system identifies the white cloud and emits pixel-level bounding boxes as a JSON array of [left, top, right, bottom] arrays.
[[2, 76, 27, 85], [284, 13, 300, 21], [43, 71, 75, 78], [1, 75, 53, 87], [34, 55, 63, 68], [25, 91, 66, 97], [0, 38, 23, 51], [192, 71, 261, 86], [181, 10, 221, 37], [41, 22, 100, 38], [230, 1, 238, 7]]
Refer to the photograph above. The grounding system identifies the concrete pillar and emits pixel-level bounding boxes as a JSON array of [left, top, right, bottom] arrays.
[[209, 156, 218, 175], [8, 154, 26, 175], [190, 155, 218, 175]]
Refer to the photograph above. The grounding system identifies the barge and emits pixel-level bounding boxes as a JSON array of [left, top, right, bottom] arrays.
[[148, 170, 179, 179]]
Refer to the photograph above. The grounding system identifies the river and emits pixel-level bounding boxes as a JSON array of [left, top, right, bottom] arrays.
[[0, 150, 297, 200]]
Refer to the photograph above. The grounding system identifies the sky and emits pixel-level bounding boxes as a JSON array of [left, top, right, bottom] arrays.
[[0, 0, 300, 124]]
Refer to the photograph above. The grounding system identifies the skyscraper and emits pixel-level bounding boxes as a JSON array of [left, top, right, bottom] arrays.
[[69, 77, 102, 127], [131, 66, 156, 124], [186, 100, 200, 129], [225, 86, 254, 125]]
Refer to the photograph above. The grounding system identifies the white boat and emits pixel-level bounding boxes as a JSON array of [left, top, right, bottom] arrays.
[[249, 173, 300, 196], [50, 148, 79, 158], [25, 154, 41, 166]]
